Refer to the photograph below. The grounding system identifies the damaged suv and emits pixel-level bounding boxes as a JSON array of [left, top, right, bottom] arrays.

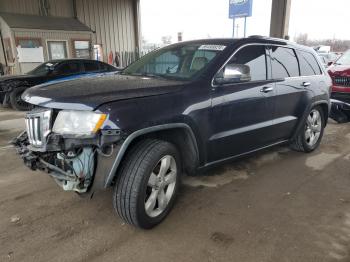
[[13, 37, 331, 229]]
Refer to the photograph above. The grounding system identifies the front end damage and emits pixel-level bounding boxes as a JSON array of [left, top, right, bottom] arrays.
[[330, 99, 350, 123], [12, 108, 121, 194]]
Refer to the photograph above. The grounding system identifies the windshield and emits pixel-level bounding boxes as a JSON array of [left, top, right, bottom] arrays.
[[122, 43, 227, 80], [335, 50, 350, 65], [28, 62, 58, 76]]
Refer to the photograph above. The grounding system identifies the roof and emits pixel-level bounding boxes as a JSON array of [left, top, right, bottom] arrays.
[[0, 12, 91, 32]]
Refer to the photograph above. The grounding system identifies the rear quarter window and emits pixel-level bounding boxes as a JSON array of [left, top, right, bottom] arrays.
[[270, 46, 299, 79], [297, 50, 323, 76]]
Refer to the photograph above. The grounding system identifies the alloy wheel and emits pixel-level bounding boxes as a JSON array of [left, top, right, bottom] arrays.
[[145, 155, 177, 218], [305, 109, 322, 147]]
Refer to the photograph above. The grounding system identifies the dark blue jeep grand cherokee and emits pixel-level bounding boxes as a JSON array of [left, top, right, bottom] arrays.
[[13, 36, 331, 229]]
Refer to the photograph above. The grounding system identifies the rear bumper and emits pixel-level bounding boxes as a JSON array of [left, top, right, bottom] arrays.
[[331, 91, 350, 104]]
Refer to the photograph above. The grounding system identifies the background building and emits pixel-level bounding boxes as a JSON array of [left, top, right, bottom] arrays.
[[0, 0, 141, 74]]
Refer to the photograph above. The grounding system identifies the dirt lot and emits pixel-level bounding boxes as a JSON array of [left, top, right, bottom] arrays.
[[1, 107, 350, 262]]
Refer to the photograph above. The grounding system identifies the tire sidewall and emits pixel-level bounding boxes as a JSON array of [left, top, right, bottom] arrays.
[[301, 106, 325, 152], [136, 143, 181, 229], [10, 86, 31, 111]]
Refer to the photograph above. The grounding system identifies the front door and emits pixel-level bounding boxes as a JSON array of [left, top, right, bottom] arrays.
[[208, 45, 276, 163]]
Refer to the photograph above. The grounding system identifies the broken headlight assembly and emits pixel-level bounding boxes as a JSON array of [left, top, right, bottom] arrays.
[[52, 110, 107, 136]]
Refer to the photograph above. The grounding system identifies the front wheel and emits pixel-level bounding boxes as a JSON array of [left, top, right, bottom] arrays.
[[290, 106, 325, 152], [113, 139, 181, 229], [9, 86, 32, 111]]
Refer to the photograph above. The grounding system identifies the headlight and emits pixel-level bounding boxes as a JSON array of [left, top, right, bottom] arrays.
[[52, 110, 107, 136]]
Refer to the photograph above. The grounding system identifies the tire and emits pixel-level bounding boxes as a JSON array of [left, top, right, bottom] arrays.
[[9, 86, 32, 111], [113, 139, 181, 229], [290, 106, 325, 153]]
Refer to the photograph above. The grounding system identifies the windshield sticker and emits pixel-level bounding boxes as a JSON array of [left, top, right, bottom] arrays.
[[198, 45, 226, 51], [45, 63, 53, 67]]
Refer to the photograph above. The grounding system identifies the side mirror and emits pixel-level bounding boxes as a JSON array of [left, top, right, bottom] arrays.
[[328, 61, 333, 67], [215, 64, 251, 85]]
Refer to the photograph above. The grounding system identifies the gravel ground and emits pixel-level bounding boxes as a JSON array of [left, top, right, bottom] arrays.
[[1, 107, 350, 262]]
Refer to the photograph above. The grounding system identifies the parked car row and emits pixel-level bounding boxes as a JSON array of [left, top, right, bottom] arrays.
[[12, 36, 331, 229], [0, 59, 118, 110]]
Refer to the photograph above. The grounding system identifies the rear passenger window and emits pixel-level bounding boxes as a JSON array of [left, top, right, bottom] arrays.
[[270, 47, 299, 78], [230, 45, 267, 81], [297, 50, 322, 76], [56, 62, 81, 75], [84, 61, 100, 72]]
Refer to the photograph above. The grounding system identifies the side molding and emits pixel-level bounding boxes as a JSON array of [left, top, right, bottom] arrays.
[[104, 123, 199, 187]]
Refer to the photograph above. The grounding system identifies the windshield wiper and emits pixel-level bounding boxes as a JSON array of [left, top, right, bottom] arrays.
[[121, 72, 185, 81], [122, 72, 167, 79]]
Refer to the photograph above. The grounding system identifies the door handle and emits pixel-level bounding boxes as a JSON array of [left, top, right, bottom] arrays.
[[302, 82, 311, 87], [260, 86, 274, 93]]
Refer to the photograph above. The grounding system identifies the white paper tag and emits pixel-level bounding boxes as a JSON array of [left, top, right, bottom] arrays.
[[198, 45, 226, 51]]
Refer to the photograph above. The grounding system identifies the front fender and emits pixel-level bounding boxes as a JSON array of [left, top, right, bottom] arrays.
[[103, 123, 199, 188]]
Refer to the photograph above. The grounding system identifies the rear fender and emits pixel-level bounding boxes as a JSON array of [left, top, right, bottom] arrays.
[[291, 100, 330, 140]]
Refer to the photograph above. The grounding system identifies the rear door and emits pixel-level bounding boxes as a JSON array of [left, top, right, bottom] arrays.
[[296, 49, 324, 88], [208, 44, 277, 162], [267, 46, 308, 140]]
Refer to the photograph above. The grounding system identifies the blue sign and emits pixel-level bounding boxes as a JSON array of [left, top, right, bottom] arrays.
[[229, 0, 253, 18]]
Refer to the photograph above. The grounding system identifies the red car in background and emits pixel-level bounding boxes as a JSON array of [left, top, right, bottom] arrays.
[[328, 50, 350, 103]]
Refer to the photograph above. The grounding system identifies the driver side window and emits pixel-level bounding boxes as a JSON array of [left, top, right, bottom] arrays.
[[229, 45, 268, 81]]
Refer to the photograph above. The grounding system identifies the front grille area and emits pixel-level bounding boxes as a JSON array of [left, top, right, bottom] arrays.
[[334, 76, 350, 87], [25, 110, 52, 147]]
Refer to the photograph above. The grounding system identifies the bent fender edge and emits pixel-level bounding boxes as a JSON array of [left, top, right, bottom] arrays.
[[104, 123, 200, 187]]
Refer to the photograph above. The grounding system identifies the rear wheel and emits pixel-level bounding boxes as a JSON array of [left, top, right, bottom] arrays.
[[9, 86, 32, 111], [290, 106, 325, 152], [113, 139, 181, 229]]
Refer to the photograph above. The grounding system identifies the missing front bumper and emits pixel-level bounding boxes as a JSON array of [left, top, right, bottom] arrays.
[[12, 131, 121, 193]]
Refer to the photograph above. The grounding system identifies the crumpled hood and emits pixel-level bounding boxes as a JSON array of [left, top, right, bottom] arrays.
[[22, 74, 186, 110], [328, 65, 350, 77]]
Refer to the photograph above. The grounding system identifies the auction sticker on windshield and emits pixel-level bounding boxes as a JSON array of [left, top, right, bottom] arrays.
[[198, 45, 226, 51]]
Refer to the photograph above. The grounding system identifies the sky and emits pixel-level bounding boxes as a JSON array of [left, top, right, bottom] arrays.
[[140, 0, 350, 44]]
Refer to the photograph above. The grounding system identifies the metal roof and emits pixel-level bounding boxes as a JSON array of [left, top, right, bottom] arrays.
[[0, 12, 92, 32]]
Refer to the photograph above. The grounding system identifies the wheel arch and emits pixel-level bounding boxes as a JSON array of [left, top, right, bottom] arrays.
[[291, 100, 330, 140], [104, 123, 200, 187]]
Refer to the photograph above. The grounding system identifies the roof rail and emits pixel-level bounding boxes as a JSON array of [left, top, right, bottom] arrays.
[[248, 35, 290, 43]]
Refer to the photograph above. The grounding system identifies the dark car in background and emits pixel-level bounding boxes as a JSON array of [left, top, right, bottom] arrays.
[[13, 36, 331, 229], [328, 50, 350, 103], [0, 59, 117, 110]]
